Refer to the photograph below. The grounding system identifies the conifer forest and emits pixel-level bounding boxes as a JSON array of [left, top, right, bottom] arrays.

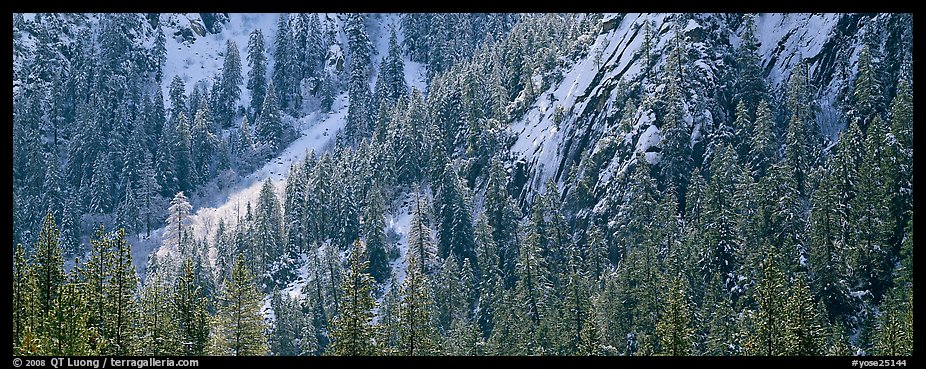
[[12, 13, 913, 356]]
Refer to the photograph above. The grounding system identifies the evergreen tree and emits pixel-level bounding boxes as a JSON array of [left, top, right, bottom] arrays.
[[13, 244, 39, 355], [483, 156, 520, 285], [872, 288, 913, 356], [733, 14, 766, 114], [211, 254, 269, 356], [163, 191, 193, 254], [254, 178, 285, 289], [217, 40, 242, 128], [851, 45, 883, 129], [784, 272, 828, 355], [269, 291, 317, 356], [272, 14, 293, 113], [848, 115, 891, 299], [175, 258, 211, 356], [361, 186, 390, 283], [374, 27, 408, 106], [376, 275, 402, 355], [256, 81, 284, 152], [784, 112, 810, 199], [435, 163, 478, 268], [703, 143, 742, 290], [328, 240, 378, 356], [397, 258, 441, 355], [699, 272, 738, 355], [749, 99, 775, 177], [559, 248, 595, 355], [137, 152, 161, 237], [156, 114, 178, 197], [47, 282, 95, 355], [138, 271, 177, 356], [408, 189, 438, 276], [236, 115, 255, 157], [656, 275, 693, 355], [743, 244, 788, 356], [806, 166, 852, 321], [247, 29, 268, 119], [175, 112, 194, 192], [885, 76, 912, 250], [33, 213, 65, 318], [104, 229, 138, 355], [88, 153, 114, 214]]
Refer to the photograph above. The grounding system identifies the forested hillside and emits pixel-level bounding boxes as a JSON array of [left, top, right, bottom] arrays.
[[12, 13, 912, 356]]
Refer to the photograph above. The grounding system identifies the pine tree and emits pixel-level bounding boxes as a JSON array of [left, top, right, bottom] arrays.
[[733, 14, 766, 114], [806, 166, 852, 321], [703, 143, 742, 290], [137, 152, 161, 238], [175, 111, 194, 192], [397, 257, 441, 355], [559, 247, 595, 355], [256, 81, 284, 152], [659, 82, 691, 198], [138, 270, 177, 356], [743, 244, 788, 356], [156, 114, 178, 197], [328, 240, 378, 356], [254, 178, 285, 289], [163, 191, 193, 254], [99, 229, 138, 355], [852, 45, 883, 129], [169, 75, 187, 124], [872, 288, 912, 356], [272, 14, 293, 113], [784, 93, 811, 198], [323, 242, 345, 315], [486, 288, 530, 355], [784, 272, 828, 355], [47, 281, 95, 355], [374, 27, 408, 106], [34, 212, 65, 318], [484, 156, 520, 285], [850, 115, 892, 299], [699, 272, 738, 355], [77, 227, 110, 353], [175, 258, 211, 355], [236, 115, 255, 158], [88, 153, 113, 214], [191, 102, 217, 187], [435, 163, 478, 268], [344, 14, 373, 81], [408, 189, 438, 276], [656, 275, 693, 355], [749, 99, 775, 177], [218, 40, 242, 127], [376, 275, 402, 355], [361, 186, 390, 283], [247, 29, 268, 119], [516, 214, 552, 346], [211, 254, 269, 356], [886, 77, 912, 250], [13, 243, 39, 355], [269, 291, 317, 356]]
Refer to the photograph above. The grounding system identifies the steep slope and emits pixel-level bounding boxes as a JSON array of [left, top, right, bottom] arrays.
[[508, 13, 909, 208]]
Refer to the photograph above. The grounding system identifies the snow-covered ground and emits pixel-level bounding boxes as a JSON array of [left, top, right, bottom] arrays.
[[141, 13, 428, 283], [150, 92, 349, 263], [161, 13, 280, 102]]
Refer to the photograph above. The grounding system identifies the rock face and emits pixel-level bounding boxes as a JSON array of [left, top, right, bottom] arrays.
[[507, 13, 911, 217], [156, 13, 229, 44]]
